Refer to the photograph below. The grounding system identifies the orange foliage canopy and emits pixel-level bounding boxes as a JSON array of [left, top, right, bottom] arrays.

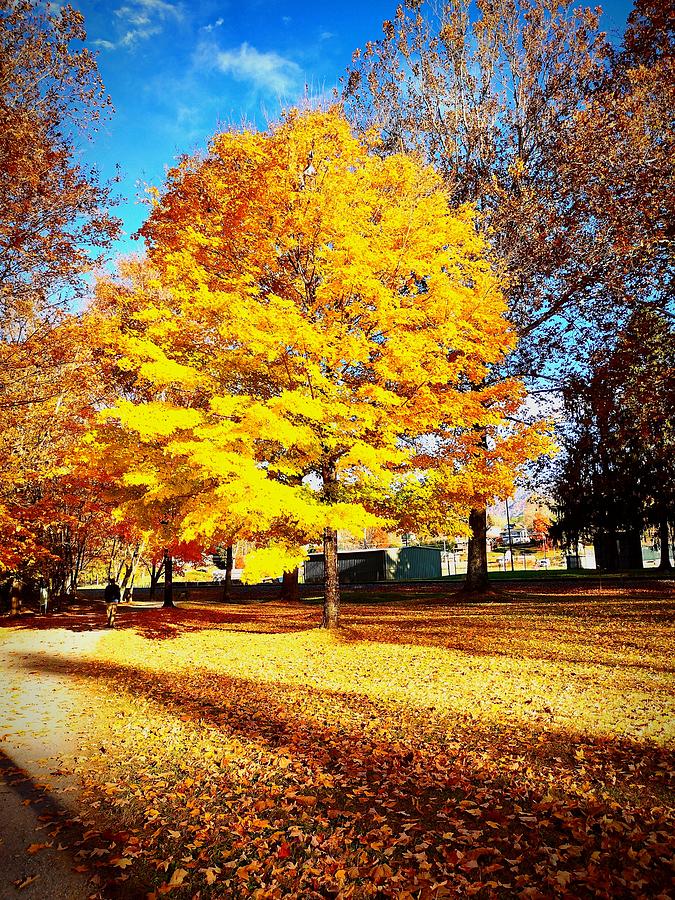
[[0, 0, 118, 328], [0, 2, 119, 579], [88, 108, 550, 586]]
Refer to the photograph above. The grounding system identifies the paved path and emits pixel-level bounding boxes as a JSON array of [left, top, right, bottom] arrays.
[[0, 626, 103, 900]]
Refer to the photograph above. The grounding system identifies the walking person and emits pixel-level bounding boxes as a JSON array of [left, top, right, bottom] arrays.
[[104, 578, 121, 628], [39, 579, 49, 615]]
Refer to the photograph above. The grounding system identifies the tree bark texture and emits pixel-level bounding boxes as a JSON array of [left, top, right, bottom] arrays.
[[149, 558, 164, 599], [163, 553, 174, 607], [594, 530, 642, 571], [322, 527, 340, 629], [222, 545, 234, 601], [463, 506, 490, 592], [280, 567, 300, 602], [10, 579, 22, 616], [120, 543, 141, 597], [657, 513, 672, 570]]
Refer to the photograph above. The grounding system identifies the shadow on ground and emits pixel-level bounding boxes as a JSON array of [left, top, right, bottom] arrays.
[[0, 749, 152, 899], [4, 589, 673, 676], [12, 649, 675, 899]]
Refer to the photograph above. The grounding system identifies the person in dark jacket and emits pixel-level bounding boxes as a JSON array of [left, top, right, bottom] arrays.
[[104, 579, 121, 627]]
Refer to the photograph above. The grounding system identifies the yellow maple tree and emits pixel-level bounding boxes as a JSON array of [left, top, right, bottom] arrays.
[[87, 108, 549, 627]]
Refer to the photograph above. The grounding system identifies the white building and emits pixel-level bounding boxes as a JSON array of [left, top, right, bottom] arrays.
[[500, 525, 530, 546]]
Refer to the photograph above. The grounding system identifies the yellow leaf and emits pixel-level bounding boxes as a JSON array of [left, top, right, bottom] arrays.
[[204, 867, 219, 885], [168, 868, 188, 887]]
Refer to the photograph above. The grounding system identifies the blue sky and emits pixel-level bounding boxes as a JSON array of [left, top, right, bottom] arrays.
[[77, 0, 635, 260]]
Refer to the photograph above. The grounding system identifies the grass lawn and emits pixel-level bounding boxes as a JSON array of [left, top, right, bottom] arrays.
[[1, 582, 674, 898]]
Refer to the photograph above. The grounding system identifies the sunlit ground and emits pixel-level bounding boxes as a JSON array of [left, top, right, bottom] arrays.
[[2, 584, 674, 898]]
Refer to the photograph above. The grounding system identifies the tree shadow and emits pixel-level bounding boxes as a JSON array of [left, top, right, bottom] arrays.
[[115, 602, 321, 641], [0, 600, 322, 640], [333, 597, 675, 673], [4, 594, 674, 679], [0, 602, 108, 632], [12, 650, 675, 898], [0, 747, 75, 826], [0, 748, 152, 898]]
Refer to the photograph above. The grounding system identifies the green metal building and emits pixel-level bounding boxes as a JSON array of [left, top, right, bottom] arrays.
[[304, 546, 442, 584]]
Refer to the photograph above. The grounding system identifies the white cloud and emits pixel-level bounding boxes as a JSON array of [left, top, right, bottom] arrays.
[[92, 38, 116, 50], [175, 103, 201, 128], [115, 0, 182, 22], [112, 0, 183, 48], [115, 7, 151, 26], [320, 31, 335, 41], [200, 42, 302, 95], [119, 25, 162, 46], [203, 16, 224, 33]]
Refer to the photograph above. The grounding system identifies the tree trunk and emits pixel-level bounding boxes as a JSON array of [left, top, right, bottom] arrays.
[[594, 531, 617, 571], [595, 529, 642, 571], [222, 545, 234, 601], [463, 506, 489, 592], [163, 553, 174, 608], [10, 580, 22, 616], [280, 567, 300, 602], [119, 545, 140, 601], [657, 513, 672, 570], [322, 527, 340, 629], [107, 537, 119, 581], [119, 561, 132, 592], [149, 557, 164, 599]]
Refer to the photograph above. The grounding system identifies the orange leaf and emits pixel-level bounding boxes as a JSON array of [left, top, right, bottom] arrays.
[[26, 842, 51, 854]]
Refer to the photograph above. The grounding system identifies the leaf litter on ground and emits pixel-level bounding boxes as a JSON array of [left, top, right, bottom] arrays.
[[2, 585, 674, 898]]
